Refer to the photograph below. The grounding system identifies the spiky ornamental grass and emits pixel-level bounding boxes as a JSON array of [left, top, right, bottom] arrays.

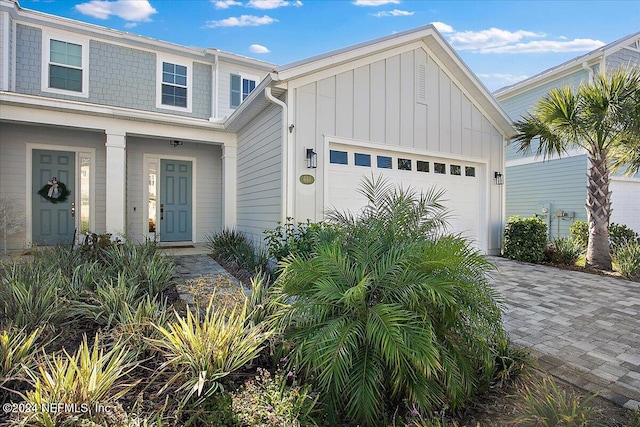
[[268, 175, 506, 426]]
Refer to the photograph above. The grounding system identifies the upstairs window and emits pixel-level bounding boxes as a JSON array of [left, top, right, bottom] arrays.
[[231, 74, 256, 108], [42, 32, 88, 97], [49, 40, 82, 92], [161, 62, 187, 108]]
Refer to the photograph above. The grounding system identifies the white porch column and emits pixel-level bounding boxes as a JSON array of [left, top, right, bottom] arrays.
[[222, 144, 237, 228], [105, 130, 126, 237]]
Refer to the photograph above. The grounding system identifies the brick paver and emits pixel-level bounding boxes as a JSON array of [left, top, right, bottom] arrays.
[[489, 256, 640, 410]]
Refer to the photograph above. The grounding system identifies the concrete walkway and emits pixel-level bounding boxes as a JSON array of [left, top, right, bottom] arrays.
[[489, 257, 640, 410]]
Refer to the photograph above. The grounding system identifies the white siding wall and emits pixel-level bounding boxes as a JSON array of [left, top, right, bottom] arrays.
[[0, 123, 106, 251], [217, 60, 269, 120], [236, 104, 282, 246], [610, 178, 640, 233], [290, 45, 505, 252], [126, 137, 222, 243]]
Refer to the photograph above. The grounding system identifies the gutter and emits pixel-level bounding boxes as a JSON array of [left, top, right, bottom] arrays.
[[264, 86, 290, 222]]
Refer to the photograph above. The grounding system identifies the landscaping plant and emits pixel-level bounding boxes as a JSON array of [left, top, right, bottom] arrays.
[[264, 218, 323, 265], [544, 237, 583, 265], [503, 216, 548, 263], [613, 242, 640, 279], [269, 175, 506, 426], [149, 298, 272, 409], [207, 228, 269, 275]]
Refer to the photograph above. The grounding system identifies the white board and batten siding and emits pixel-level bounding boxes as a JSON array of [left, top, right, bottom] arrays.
[[125, 137, 223, 243], [236, 104, 282, 247], [289, 45, 505, 253]]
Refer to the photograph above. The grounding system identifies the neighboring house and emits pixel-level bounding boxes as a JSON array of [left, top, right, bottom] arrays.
[[495, 32, 640, 238], [0, 0, 514, 255]]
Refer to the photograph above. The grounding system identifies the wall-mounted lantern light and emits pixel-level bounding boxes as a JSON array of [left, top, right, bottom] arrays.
[[494, 171, 504, 185], [306, 148, 317, 168], [170, 140, 183, 147]]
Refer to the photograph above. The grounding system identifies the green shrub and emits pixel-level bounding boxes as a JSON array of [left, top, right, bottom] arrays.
[[264, 218, 323, 264], [516, 376, 599, 426], [609, 223, 640, 253], [149, 298, 272, 409], [544, 237, 583, 265], [570, 220, 589, 251], [270, 176, 505, 426], [207, 228, 268, 274], [20, 334, 137, 426], [503, 216, 548, 263], [614, 242, 640, 279], [570, 220, 639, 254], [232, 368, 319, 427]]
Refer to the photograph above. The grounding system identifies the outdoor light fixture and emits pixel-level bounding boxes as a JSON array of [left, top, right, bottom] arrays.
[[170, 140, 183, 147], [494, 171, 504, 185], [306, 148, 317, 168]]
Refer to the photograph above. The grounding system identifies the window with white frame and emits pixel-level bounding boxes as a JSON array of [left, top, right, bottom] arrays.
[[161, 62, 187, 108], [41, 32, 89, 97], [230, 74, 256, 109], [156, 55, 192, 111]]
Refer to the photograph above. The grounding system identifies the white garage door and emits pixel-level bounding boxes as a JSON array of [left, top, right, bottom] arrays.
[[327, 145, 485, 248]]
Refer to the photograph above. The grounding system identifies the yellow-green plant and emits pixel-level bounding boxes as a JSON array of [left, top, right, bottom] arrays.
[[516, 376, 600, 426], [21, 334, 137, 426], [149, 298, 272, 409], [0, 326, 39, 382]]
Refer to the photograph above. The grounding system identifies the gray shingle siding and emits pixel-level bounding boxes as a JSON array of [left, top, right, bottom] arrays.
[[14, 24, 212, 119], [606, 47, 640, 71]]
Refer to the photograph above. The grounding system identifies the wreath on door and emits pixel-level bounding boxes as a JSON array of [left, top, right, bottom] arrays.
[[37, 177, 71, 203]]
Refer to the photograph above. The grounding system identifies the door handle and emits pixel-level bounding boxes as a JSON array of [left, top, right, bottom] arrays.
[[71, 202, 75, 219], [160, 204, 164, 220]]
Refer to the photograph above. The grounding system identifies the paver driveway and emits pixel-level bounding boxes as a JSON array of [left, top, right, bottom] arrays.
[[489, 257, 640, 410]]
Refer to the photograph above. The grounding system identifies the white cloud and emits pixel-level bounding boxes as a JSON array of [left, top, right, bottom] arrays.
[[123, 22, 138, 28], [75, 0, 157, 21], [353, 0, 400, 6], [247, 0, 302, 9], [430, 21, 454, 33], [205, 14, 277, 27], [372, 9, 413, 17], [213, 0, 242, 9], [480, 38, 605, 54], [431, 21, 604, 54], [249, 43, 270, 53]]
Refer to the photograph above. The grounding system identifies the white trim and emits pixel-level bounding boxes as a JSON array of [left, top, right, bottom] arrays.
[[610, 175, 640, 183], [505, 147, 586, 167], [41, 28, 89, 98], [156, 53, 193, 113], [1, 11, 9, 91], [143, 153, 198, 243], [10, 16, 15, 91], [25, 143, 96, 245]]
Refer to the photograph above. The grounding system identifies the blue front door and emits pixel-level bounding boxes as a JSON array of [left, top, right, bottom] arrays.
[[32, 149, 75, 245], [160, 159, 192, 242]]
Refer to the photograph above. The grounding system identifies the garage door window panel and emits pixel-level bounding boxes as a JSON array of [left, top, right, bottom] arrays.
[[398, 158, 412, 171], [417, 161, 430, 172], [450, 165, 461, 176], [465, 166, 476, 177], [330, 150, 349, 165], [377, 156, 392, 169], [434, 163, 446, 174], [354, 153, 371, 167]]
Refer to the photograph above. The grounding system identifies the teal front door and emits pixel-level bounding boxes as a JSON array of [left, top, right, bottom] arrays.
[[160, 159, 192, 242], [32, 149, 75, 245]]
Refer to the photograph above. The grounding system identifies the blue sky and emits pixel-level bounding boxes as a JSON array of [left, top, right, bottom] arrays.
[[20, 0, 640, 91]]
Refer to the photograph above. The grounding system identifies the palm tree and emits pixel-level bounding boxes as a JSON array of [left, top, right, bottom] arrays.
[[511, 68, 640, 270], [269, 175, 505, 426]]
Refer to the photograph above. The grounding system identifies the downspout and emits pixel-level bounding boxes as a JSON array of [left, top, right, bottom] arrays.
[[265, 86, 288, 223], [582, 62, 594, 83]]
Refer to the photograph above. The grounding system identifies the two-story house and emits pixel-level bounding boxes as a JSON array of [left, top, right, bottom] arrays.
[[0, 0, 514, 254], [495, 32, 640, 238]]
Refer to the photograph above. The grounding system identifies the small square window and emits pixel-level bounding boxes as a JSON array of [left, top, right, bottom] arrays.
[[377, 156, 392, 169], [450, 165, 461, 176], [354, 153, 371, 167], [330, 150, 348, 165], [417, 161, 429, 172], [231, 74, 257, 108], [434, 163, 446, 174], [465, 166, 476, 177], [398, 158, 412, 171]]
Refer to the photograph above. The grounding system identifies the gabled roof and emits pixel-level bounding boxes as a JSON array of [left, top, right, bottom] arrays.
[[227, 24, 516, 138], [494, 31, 640, 99]]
